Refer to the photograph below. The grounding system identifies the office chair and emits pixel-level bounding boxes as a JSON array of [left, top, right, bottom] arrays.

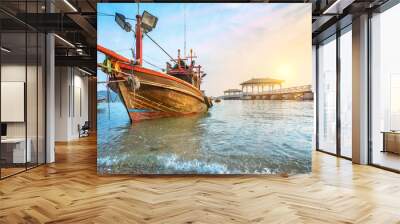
[[79, 121, 90, 138]]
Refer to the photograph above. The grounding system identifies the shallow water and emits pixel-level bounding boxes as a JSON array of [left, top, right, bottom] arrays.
[[97, 100, 313, 175]]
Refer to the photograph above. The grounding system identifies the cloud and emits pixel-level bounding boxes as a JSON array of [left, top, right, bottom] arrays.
[[98, 3, 311, 97]]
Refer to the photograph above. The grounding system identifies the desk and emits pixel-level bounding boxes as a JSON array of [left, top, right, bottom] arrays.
[[382, 131, 400, 154], [1, 138, 31, 163]]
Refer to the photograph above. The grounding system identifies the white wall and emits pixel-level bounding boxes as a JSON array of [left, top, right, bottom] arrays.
[[72, 72, 89, 138], [1, 63, 46, 164], [1, 65, 42, 138], [55, 66, 69, 141], [54, 67, 89, 141], [1, 64, 26, 138], [1, 82, 25, 122]]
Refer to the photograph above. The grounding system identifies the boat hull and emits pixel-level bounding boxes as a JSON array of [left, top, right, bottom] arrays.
[[111, 67, 208, 122]]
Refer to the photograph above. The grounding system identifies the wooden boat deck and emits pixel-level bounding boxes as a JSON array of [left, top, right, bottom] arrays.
[[0, 135, 400, 223]]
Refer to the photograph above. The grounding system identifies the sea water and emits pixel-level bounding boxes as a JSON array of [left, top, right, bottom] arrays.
[[97, 100, 313, 175]]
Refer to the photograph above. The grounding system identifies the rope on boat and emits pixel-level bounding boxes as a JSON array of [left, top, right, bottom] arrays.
[[143, 58, 164, 71], [97, 80, 126, 84], [128, 76, 141, 91], [106, 75, 111, 120], [144, 32, 177, 64]]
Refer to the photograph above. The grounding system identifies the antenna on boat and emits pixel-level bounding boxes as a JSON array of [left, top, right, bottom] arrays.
[[190, 49, 192, 64], [131, 48, 135, 61], [178, 49, 181, 68], [183, 4, 187, 58], [136, 0, 140, 15]]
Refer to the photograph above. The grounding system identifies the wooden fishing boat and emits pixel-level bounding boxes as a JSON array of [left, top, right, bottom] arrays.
[[98, 12, 211, 122]]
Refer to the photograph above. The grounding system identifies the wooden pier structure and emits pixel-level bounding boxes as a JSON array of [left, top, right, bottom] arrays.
[[242, 85, 313, 100], [220, 78, 313, 101], [223, 89, 242, 100], [240, 78, 283, 94]]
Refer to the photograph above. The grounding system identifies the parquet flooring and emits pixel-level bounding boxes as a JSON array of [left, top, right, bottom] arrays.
[[1, 135, 400, 223], [0, 167, 26, 178]]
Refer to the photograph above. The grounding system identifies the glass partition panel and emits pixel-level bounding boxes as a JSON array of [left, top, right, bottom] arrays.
[[1, 30, 27, 177], [26, 0, 40, 169], [317, 36, 337, 154], [27, 31, 38, 169], [38, 32, 45, 165], [339, 28, 352, 158]]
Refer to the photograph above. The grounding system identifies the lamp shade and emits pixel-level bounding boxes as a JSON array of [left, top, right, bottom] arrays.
[[115, 13, 132, 32], [141, 10, 158, 33]]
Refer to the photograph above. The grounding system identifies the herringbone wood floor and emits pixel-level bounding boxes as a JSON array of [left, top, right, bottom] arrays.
[[1, 136, 400, 224]]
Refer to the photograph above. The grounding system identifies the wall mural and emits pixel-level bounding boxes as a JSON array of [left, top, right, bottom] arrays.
[[97, 3, 313, 175]]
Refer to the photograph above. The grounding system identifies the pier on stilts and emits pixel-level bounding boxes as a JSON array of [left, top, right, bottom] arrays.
[[221, 78, 313, 101]]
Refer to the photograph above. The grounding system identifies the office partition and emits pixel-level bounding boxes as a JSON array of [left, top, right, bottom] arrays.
[[0, 0, 47, 179]]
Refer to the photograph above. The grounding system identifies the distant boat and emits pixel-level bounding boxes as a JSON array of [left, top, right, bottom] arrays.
[[97, 11, 211, 122], [214, 98, 221, 103], [97, 97, 106, 103]]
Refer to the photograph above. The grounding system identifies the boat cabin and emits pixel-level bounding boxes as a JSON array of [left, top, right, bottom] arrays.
[[166, 49, 204, 89]]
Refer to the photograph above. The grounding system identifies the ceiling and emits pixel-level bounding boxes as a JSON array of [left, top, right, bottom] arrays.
[[311, 0, 390, 43], [0, 0, 97, 74]]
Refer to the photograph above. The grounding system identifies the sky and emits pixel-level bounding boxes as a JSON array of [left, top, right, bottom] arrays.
[[97, 3, 311, 96]]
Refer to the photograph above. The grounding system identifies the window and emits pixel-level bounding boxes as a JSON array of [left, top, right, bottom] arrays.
[[370, 3, 400, 171], [317, 36, 337, 154], [339, 28, 352, 158]]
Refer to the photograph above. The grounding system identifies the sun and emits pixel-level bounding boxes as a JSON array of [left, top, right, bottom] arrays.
[[276, 64, 292, 76], [275, 64, 294, 84]]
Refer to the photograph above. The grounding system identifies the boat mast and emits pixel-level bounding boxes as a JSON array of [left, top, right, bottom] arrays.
[[190, 49, 193, 65], [177, 49, 181, 69], [183, 4, 187, 58], [135, 15, 143, 66]]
